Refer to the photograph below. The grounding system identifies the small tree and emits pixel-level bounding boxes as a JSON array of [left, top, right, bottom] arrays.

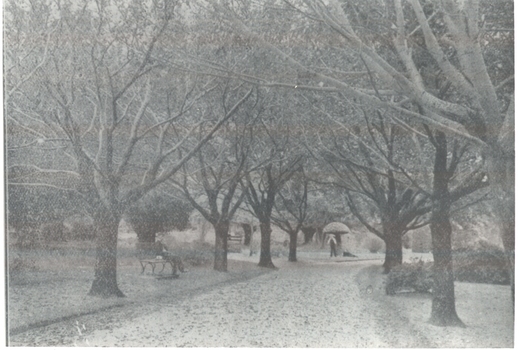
[[244, 158, 302, 268], [271, 169, 308, 262], [173, 105, 259, 271], [126, 192, 192, 243], [236, 90, 308, 268]]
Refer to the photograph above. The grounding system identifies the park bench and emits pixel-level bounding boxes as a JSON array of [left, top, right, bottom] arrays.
[[227, 234, 243, 243], [136, 242, 186, 278]]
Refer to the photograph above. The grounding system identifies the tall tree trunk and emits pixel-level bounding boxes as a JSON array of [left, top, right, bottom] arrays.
[[198, 220, 209, 243], [213, 221, 229, 272], [258, 221, 276, 268], [429, 131, 464, 327], [429, 202, 464, 326], [318, 226, 325, 248], [288, 230, 298, 262], [88, 211, 125, 297], [382, 226, 403, 274], [335, 233, 343, 257], [301, 226, 316, 244], [242, 223, 252, 246], [487, 146, 515, 302]]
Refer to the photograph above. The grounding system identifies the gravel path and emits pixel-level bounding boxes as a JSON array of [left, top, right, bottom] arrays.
[[82, 260, 435, 347]]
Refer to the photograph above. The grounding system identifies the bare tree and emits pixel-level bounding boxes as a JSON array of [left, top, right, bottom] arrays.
[[271, 168, 309, 262], [5, 0, 253, 297], [244, 160, 303, 268], [172, 98, 259, 271], [317, 115, 431, 272], [242, 115, 305, 268]]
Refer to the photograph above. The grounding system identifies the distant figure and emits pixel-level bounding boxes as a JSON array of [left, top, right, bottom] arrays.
[[327, 234, 337, 257]]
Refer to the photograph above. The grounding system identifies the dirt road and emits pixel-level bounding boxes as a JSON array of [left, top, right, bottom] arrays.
[[81, 260, 436, 347]]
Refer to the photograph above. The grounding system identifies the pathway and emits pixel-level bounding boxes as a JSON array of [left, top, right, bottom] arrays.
[[83, 260, 435, 347]]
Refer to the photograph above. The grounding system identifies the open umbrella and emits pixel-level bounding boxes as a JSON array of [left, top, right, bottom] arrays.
[[323, 222, 351, 235], [323, 222, 356, 258]]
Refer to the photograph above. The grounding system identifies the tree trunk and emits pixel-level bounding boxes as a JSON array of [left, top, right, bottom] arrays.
[[242, 223, 252, 246], [301, 226, 316, 244], [487, 146, 515, 302], [335, 233, 343, 257], [258, 221, 276, 268], [198, 219, 209, 243], [318, 226, 325, 248], [88, 211, 125, 297], [382, 227, 403, 274], [288, 230, 298, 262], [213, 221, 229, 272], [429, 131, 464, 327], [429, 202, 464, 327]]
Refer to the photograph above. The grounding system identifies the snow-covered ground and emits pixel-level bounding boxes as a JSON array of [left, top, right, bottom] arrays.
[[8, 227, 513, 347], [80, 257, 512, 347]]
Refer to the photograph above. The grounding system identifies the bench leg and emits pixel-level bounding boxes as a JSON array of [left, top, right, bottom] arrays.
[[140, 261, 146, 274]]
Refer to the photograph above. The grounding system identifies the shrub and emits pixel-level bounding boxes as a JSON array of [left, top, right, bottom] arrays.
[[8, 252, 37, 274], [453, 240, 510, 285], [11, 228, 44, 250], [367, 237, 384, 253], [126, 193, 193, 242], [386, 259, 433, 295], [269, 241, 289, 258], [7, 182, 81, 234], [176, 241, 214, 266], [64, 216, 96, 241], [40, 222, 67, 243], [227, 244, 242, 254], [411, 228, 432, 253], [7, 181, 87, 249]]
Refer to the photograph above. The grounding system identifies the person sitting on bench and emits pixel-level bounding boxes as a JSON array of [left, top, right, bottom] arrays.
[[156, 240, 186, 273]]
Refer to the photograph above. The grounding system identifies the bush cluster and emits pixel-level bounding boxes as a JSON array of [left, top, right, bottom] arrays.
[[40, 222, 67, 243], [64, 216, 96, 241], [176, 241, 214, 266], [126, 193, 193, 242], [453, 240, 510, 285], [8, 184, 81, 232], [8, 182, 86, 247], [367, 238, 384, 253], [411, 228, 432, 253], [8, 253, 36, 274], [386, 259, 433, 295]]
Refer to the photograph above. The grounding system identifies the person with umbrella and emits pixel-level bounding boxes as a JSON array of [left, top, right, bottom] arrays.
[[323, 222, 352, 257], [327, 233, 338, 257]]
